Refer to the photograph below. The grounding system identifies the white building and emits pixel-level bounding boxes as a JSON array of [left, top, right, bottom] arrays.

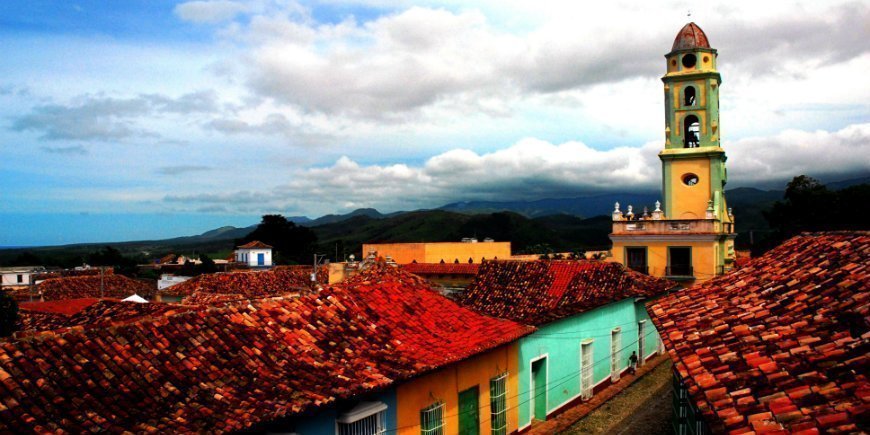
[[0, 266, 45, 287], [235, 241, 273, 267]]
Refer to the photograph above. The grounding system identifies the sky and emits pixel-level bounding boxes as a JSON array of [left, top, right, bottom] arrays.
[[1, 0, 869, 246]]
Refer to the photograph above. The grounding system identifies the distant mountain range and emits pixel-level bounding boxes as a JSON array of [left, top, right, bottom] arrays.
[[2, 176, 866, 264]]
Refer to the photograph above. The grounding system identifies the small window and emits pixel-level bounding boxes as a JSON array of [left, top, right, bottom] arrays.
[[626, 248, 648, 274], [490, 373, 508, 435], [683, 86, 696, 106], [337, 402, 388, 435], [17, 274, 23, 283], [682, 53, 696, 68], [421, 402, 445, 435], [682, 173, 699, 186], [683, 115, 700, 148], [667, 247, 693, 277]]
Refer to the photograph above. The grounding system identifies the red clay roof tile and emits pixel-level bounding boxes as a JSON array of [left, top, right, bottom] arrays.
[[38, 275, 155, 301], [647, 232, 870, 433], [458, 260, 676, 325], [401, 263, 480, 275], [161, 266, 326, 301], [0, 264, 532, 433], [236, 240, 273, 249]]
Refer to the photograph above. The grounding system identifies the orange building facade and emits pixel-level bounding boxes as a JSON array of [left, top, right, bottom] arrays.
[[362, 241, 511, 265], [395, 343, 520, 435]]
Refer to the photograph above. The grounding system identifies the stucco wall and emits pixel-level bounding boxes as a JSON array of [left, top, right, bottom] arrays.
[[362, 242, 511, 265], [517, 299, 662, 430], [611, 239, 723, 284], [395, 343, 519, 435]]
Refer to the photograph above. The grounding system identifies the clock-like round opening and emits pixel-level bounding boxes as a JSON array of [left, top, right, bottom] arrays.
[[682, 173, 700, 186], [682, 53, 697, 68]]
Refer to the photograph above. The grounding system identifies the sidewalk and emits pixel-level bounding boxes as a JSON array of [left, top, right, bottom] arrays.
[[527, 353, 671, 435]]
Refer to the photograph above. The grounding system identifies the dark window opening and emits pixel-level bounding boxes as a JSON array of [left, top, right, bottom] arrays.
[[683, 115, 700, 148], [667, 247, 692, 277], [682, 53, 696, 68], [626, 248, 648, 274], [682, 173, 699, 186], [684, 86, 696, 106]]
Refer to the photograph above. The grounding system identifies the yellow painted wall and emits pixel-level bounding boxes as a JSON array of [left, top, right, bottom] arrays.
[[611, 239, 724, 284], [395, 343, 519, 435], [668, 158, 712, 218], [362, 242, 511, 265]]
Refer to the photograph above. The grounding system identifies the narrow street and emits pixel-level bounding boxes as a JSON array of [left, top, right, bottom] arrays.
[[560, 360, 673, 435]]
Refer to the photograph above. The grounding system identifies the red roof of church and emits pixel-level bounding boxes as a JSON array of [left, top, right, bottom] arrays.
[[401, 262, 480, 275], [0, 265, 532, 433], [237, 240, 273, 249], [459, 260, 676, 325], [647, 232, 870, 434], [672, 22, 711, 52], [38, 274, 156, 301]]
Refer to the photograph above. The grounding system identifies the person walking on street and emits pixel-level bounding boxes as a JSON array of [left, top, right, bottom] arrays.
[[629, 351, 638, 375]]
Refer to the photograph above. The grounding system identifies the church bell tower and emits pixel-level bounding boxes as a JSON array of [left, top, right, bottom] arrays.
[[609, 23, 736, 285], [660, 22, 729, 221]]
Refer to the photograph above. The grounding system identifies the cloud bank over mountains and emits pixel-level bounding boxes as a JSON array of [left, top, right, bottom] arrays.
[[1, 0, 868, 221]]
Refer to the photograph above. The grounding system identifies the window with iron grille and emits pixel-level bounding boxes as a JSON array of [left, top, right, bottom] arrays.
[[490, 373, 508, 435], [337, 402, 387, 435], [420, 401, 445, 435]]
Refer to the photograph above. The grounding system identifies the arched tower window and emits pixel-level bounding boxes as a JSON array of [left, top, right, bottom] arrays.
[[684, 86, 696, 106], [684, 115, 700, 148]]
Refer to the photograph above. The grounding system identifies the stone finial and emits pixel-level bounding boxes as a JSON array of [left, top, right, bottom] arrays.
[[642, 207, 649, 219], [626, 205, 635, 220], [614, 202, 620, 212], [612, 202, 623, 221], [705, 200, 715, 219], [728, 207, 733, 217], [652, 200, 664, 220]]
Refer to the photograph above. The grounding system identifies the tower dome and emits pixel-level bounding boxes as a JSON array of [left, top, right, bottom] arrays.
[[671, 22, 710, 52]]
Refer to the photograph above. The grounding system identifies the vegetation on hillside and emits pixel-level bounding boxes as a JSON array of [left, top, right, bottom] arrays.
[[237, 215, 318, 265], [753, 175, 870, 255]]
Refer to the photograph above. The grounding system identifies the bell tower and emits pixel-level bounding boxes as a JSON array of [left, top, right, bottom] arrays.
[[660, 22, 729, 222], [609, 22, 736, 285]]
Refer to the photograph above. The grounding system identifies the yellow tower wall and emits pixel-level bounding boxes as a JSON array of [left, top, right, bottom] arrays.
[[667, 158, 713, 219], [395, 343, 520, 435]]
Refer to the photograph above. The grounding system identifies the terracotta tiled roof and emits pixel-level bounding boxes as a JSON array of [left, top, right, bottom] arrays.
[[19, 298, 101, 315], [401, 263, 480, 275], [38, 275, 156, 301], [672, 22, 711, 52], [32, 269, 108, 282], [160, 266, 326, 300], [16, 299, 190, 333], [236, 240, 273, 249], [646, 232, 870, 434], [0, 265, 532, 433], [339, 264, 534, 366], [459, 260, 676, 325]]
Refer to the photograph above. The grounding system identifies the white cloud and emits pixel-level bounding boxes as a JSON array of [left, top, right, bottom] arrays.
[[174, 1, 250, 23], [166, 123, 870, 215]]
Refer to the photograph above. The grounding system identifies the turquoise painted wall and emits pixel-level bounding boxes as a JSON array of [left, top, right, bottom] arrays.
[[517, 299, 663, 429]]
